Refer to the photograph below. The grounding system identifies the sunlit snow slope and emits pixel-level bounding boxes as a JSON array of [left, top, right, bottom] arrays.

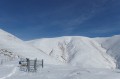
[[1, 28, 120, 69], [0, 29, 61, 65], [27, 36, 116, 69]]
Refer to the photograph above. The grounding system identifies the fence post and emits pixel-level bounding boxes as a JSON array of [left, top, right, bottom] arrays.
[[42, 59, 43, 68], [27, 58, 30, 72], [34, 58, 37, 72]]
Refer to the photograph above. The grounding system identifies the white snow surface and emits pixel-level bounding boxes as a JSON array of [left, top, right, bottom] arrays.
[[0, 29, 62, 65], [27, 36, 116, 69], [1, 29, 120, 79], [100, 35, 120, 68], [1, 61, 120, 79]]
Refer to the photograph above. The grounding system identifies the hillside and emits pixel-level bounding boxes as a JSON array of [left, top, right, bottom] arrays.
[[0, 29, 120, 79], [1, 29, 120, 69], [0, 29, 61, 65], [100, 35, 120, 69], [27, 36, 116, 69]]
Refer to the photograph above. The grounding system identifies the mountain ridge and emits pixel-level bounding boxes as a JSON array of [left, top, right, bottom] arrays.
[[0, 29, 120, 69], [27, 36, 117, 69], [0, 29, 62, 65]]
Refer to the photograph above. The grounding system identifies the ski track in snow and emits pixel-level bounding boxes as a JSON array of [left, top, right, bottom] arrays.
[[0, 67, 17, 79]]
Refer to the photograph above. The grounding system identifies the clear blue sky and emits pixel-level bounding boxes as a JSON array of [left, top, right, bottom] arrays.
[[0, 0, 120, 40]]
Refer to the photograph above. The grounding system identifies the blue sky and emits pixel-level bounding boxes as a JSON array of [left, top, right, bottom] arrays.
[[0, 0, 120, 40]]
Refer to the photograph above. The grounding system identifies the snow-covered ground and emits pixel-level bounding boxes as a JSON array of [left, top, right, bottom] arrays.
[[0, 29, 120, 79], [0, 60, 120, 79]]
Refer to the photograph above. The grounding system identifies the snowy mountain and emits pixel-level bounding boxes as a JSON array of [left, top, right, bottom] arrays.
[[1, 29, 120, 79], [0, 28, 120, 69], [27, 36, 116, 69], [0, 29, 62, 65]]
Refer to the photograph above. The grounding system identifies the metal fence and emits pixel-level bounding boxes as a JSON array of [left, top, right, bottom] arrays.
[[19, 58, 44, 72]]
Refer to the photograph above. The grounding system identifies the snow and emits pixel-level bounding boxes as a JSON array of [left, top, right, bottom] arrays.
[[0, 29, 120, 79], [100, 35, 120, 68], [1, 61, 120, 79], [0, 67, 17, 79], [0, 29, 62, 65], [27, 36, 116, 69]]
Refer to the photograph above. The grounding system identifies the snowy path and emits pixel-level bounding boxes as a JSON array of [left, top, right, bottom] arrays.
[[0, 67, 17, 79]]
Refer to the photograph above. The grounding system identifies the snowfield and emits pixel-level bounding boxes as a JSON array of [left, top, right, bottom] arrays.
[[1, 61, 120, 79], [27, 36, 116, 69], [0, 29, 120, 79], [0, 29, 62, 65]]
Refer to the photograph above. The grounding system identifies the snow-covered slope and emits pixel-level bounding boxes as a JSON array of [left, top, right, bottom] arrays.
[[1, 28, 120, 69], [1, 29, 120, 79], [0, 29, 61, 65], [99, 35, 120, 68], [27, 36, 116, 69]]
